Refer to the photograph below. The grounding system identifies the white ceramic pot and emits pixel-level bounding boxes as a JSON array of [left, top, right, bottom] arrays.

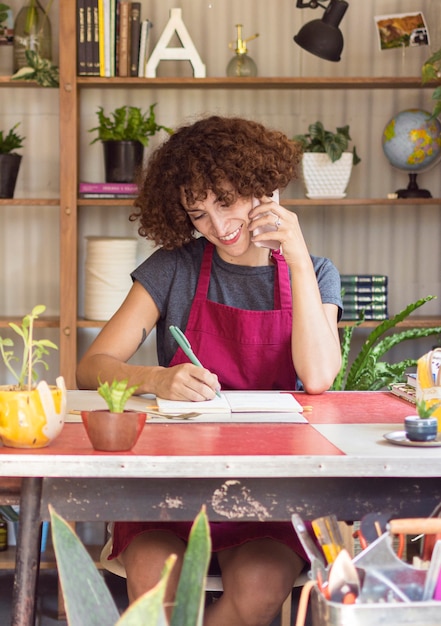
[[301, 152, 353, 199]]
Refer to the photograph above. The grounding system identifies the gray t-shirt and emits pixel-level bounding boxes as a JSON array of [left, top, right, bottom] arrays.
[[132, 238, 342, 366]]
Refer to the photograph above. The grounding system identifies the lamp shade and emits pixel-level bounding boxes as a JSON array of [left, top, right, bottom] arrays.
[[294, 0, 348, 62]]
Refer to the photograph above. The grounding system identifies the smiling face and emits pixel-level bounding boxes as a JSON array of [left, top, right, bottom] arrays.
[[182, 189, 269, 266]]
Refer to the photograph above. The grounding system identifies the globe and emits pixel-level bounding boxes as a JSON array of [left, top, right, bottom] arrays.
[[382, 108, 441, 198]]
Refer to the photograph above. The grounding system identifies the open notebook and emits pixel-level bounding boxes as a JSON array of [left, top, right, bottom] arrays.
[[156, 391, 305, 415]]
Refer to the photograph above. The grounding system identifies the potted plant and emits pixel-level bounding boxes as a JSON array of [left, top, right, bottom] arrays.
[[331, 295, 441, 391], [50, 504, 211, 626], [422, 46, 441, 119], [294, 121, 361, 199], [80, 378, 146, 451], [0, 122, 25, 198], [0, 304, 66, 448], [404, 399, 439, 442], [88, 103, 173, 183]]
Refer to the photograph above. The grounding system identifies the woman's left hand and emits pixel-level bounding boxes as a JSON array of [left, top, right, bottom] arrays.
[[249, 197, 310, 268]]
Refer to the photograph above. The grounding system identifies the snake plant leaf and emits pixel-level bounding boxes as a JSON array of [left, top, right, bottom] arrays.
[[170, 506, 211, 626], [332, 296, 441, 391], [50, 506, 120, 626]]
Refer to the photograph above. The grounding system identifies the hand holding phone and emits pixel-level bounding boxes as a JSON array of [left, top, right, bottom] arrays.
[[251, 190, 280, 250]]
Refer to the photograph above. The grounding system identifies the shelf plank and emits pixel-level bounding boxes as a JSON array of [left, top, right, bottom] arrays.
[[0, 544, 104, 570], [78, 197, 441, 207], [73, 76, 437, 90], [0, 199, 59, 206], [0, 317, 59, 328]]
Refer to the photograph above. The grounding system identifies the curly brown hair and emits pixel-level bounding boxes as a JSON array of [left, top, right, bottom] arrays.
[[130, 115, 302, 250]]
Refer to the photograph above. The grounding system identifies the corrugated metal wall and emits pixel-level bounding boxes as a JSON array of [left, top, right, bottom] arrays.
[[1, 0, 440, 381]]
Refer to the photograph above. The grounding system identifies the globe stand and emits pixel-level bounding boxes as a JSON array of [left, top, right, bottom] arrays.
[[396, 173, 432, 199]]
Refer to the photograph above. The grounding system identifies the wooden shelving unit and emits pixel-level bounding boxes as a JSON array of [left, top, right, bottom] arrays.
[[0, 1, 439, 386]]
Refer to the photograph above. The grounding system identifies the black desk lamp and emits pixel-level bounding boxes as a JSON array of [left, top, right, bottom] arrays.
[[294, 0, 349, 62]]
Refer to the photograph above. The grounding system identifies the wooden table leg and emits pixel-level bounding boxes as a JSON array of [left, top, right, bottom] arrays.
[[11, 477, 43, 626]]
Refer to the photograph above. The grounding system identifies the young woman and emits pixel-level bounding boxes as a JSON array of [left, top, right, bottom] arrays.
[[77, 115, 342, 625]]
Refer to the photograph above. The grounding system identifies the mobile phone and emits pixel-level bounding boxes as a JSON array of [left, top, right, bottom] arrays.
[[251, 189, 280, 250]]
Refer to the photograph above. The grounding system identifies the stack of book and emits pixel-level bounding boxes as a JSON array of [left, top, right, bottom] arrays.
[[390, 372, 417, 404], [77, 1, 153, 78], [340, 274, 388, 321], [79, 182, 138, 198]]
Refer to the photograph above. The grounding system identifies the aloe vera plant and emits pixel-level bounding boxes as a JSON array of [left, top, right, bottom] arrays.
[[50, 504, 211, 626], [332, 295, 441, 391], [97, 378, 139, 412]]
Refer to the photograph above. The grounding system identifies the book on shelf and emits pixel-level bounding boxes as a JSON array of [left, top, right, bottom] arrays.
[[340, 274, 388, 287], [343, 294, 388, 305], [117, 0, 130, 76], [91, 0, 100, 75], [341, 306, 388, 321], [138, 18, 153, 77], [79, 182, 139, 194], [85, 0, 94, 75], [129, 2, 142, 77], [342, 285, 388, 295], [79, 193, 137, 199]]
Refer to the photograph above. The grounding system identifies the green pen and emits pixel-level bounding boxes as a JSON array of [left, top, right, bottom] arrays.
[[169, 325, 222, 398]]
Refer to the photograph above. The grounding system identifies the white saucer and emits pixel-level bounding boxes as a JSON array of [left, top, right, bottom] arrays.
[[306, 193, 347, 200], [383, 430, 441, 447]]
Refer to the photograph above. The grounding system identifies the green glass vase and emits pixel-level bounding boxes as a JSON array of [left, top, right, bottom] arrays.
[[13, 0, 52, 72]]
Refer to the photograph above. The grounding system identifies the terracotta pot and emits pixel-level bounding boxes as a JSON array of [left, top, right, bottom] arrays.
[[0, 376, 66, 448], [81, 409, 146, 451]]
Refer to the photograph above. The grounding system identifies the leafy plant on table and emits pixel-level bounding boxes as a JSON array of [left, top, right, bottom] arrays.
[[89, 104, 173, 147], [0, 122, 25, 154], [0, 304, 58, 391], [97, 378, 139, 412], [0, 3, 10, 27], [294, 121, 361, 166], [332, 295, 441, 391], [50, 504, 211, 626]]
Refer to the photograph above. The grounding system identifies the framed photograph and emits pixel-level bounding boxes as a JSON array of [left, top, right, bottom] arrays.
[[374, 12, 430, 51]]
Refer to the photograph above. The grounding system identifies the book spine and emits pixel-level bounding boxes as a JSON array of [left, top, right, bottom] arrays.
[[109, 0, 116, 76], [129, 2, 141, 77], [340, 274, 388, 285], [117, 1, 130, 76], [91, 0, 100, 75], [342, 285, 388, 295], [79, 182, 138, 193], [137, 19, 152, 77], [79, 193, 137, 198], [77, 0, 87, 75], [342, 294, 388, 304], [98, 0, 105, 76], [85, 0, 94, 75]]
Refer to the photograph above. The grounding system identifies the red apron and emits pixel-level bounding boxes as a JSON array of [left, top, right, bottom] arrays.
[[169, 242, 297, 390], [109, 244, 305, 565]]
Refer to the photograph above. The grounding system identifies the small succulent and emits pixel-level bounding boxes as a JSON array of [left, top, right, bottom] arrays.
[[416, 399, 440, 419], [97, 378, 139, 413]]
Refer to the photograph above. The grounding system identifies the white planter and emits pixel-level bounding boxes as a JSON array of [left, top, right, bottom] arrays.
[[301, 152, 353, 199]]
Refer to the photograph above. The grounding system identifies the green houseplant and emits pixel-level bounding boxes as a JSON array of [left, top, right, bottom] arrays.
[[294, 121, 361, 199], [0, 305, 66, 448], [88, 104, 173, 183], [332, 295, 441, 391], [50, 504, 211, 626], [0, 122, 25, 198], [81, 378, 146, 451], [422, 45, 441, 119]]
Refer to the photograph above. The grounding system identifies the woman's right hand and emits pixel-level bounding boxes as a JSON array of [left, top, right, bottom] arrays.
[[152, 363, 220, 401]]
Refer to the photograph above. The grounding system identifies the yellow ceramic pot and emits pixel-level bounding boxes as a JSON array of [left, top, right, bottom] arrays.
[[0, 376, 66, 448]]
